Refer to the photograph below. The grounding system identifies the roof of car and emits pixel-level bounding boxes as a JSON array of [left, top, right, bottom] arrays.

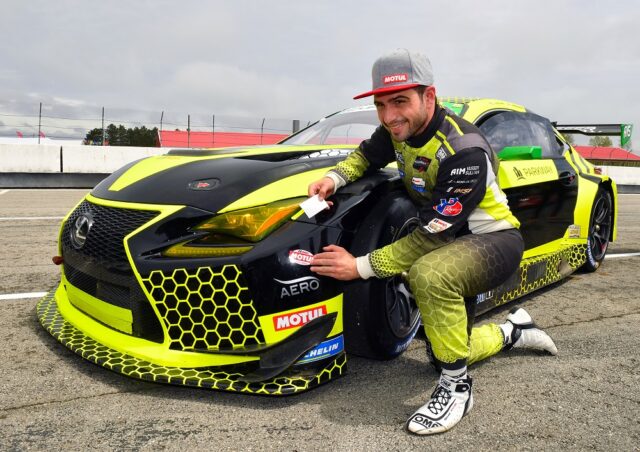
[[343, 97, 526, 115]]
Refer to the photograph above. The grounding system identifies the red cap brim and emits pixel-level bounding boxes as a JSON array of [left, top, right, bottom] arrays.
[[353, 83, 420, 100]]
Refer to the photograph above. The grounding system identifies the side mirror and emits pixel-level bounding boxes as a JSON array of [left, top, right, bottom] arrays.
[[497, 146, 542, 161]]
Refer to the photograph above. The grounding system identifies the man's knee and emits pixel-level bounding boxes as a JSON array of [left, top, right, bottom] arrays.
[[408, 260, 449, 300]]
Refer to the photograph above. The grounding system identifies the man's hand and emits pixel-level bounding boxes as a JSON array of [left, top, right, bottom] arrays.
[[308, 176, 336, 201], [310, 245, 359, 281]]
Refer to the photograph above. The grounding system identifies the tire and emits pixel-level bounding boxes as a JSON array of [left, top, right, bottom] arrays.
[[343, 190, 422, 360], [581, 187, 613, 272]]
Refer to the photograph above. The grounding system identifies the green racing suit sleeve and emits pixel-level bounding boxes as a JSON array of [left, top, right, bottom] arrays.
[[328, 125, 396, 186], [363, 147, 491, 279]]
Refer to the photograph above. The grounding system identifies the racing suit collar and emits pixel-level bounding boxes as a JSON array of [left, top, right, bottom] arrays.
[[405, 101, 445, 149]]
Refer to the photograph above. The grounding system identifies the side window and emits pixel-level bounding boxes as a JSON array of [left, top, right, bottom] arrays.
[[478, 111, 564, 158], [322, 123, 377, 145]]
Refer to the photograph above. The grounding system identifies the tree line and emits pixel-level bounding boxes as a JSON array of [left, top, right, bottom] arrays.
[[84, 125, 618, 149], [562, 134, 614, 147], [84, 124, 159, 147]]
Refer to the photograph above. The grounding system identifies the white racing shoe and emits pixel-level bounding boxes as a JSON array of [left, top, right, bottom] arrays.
[[502, 307, 558, 355], [406, 374, 473, 435]]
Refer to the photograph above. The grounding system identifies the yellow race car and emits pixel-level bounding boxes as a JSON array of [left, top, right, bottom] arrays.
[[38, 98, 619, 395]]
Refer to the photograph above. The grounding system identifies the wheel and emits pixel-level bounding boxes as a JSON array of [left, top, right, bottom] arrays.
[[343, 190, 422, 360], [581, 187, 613, 272]]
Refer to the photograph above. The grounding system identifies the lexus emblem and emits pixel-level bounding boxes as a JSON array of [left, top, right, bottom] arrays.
[[70, 214, 93, 249]]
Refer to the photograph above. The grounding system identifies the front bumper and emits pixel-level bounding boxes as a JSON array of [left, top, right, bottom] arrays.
[[37, 287, 347, 395]]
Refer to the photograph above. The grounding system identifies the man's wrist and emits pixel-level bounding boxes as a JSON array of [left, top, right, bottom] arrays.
[[325, 172, 346, 191], [356, 254, 376, 280]]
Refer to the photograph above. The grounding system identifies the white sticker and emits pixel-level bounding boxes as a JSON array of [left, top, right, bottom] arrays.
[[567, 224, 581, 238], [289, 249, 314, 265], [424, 218, 453, 234], [300, 195, 329, 218]]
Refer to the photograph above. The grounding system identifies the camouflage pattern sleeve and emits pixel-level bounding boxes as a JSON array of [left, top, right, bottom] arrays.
[[329, 148, 371, 184]]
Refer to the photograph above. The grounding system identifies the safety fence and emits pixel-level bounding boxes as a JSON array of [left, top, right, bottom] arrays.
[[0, 103, 308, 144]]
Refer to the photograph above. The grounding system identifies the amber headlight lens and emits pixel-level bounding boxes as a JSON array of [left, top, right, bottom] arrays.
[[162, 198, 304, 258], [194, 198, 304, 242]]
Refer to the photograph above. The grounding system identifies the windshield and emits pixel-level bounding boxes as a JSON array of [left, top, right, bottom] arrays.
[[281, 108, 379, 145]]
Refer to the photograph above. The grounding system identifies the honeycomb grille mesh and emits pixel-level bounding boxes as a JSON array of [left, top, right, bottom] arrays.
[[61, 200, 157, 272], [142, 265, 265, 351]]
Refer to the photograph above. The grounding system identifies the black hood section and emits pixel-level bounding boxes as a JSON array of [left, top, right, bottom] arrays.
[[91, 155, 344, 213]]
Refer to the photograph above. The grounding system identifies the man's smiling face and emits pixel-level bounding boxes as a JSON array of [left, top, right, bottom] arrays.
[[373, 86, 436, 142]]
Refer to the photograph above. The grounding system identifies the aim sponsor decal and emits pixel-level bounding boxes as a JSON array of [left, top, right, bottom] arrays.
[[289, 249, 314, 266], [273, 305, 327, 331], [383, 73, 408, 84], [434, 198, 463, 216], [296, 335, 344, 364], [450, 165, 479, 176], [274, 276, 320, 298]]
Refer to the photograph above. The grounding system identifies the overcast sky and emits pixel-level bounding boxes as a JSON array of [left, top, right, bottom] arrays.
[[1, 1, 638, 146]]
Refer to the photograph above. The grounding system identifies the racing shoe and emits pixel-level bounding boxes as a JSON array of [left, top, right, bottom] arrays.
[[406, 374, 473, 435], [501, 307, 558, 355]]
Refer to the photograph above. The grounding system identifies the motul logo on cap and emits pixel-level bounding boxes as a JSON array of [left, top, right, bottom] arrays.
[[383, 73, 408, 84], [273, 305, 327, 331]]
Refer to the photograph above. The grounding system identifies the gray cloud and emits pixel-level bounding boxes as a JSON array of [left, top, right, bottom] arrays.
[[2, 0, 638, 147]]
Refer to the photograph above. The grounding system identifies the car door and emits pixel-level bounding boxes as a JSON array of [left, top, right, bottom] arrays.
[[478, 111, 579, 251]]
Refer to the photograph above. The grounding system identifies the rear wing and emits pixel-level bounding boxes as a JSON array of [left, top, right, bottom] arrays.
[[554, 123, 633, 148]]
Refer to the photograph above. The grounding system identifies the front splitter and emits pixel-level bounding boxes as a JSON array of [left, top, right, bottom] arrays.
[[37, 290, 347, 395]]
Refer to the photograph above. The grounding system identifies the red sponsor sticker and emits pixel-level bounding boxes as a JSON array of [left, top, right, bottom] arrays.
[[434, 198, 463, 216], [382, 73, 408, 84], [273, 305, 328, 331], [289, 249, 314, 265]]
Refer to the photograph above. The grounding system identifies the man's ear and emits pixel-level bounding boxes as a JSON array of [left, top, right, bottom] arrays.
[[425, 86, 437, 102]]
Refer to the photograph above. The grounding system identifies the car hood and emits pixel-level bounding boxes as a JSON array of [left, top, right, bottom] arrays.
[[91, 145, 353, 213]]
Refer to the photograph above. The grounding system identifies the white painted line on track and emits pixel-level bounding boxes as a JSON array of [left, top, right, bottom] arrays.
[[606, 252, 640, 259], [5, 188, 87, 191], [0, 190, 9, 195], [0, 292, 47, 301], [0, 216, 64, 221]]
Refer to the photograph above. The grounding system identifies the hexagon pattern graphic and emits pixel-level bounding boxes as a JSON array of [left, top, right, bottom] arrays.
[[494, 243, 587, 306], [37, 292, 347, 395], [141, 265, 265, 351]]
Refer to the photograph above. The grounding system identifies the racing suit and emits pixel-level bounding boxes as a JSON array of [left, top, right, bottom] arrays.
[[327, 103, 524, 370]]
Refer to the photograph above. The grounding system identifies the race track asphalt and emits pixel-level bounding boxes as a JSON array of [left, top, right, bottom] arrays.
[[1, 189, 639, 451]]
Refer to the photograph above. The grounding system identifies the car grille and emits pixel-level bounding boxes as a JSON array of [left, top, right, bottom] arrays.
[[61, 200, 163, 340], [64, 263, 131, 310], [61, 200, 157, 273], [141, 265, 266, 351]]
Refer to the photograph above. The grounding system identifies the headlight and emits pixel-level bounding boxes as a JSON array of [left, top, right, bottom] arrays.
[[162, 198, 304, 258]]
